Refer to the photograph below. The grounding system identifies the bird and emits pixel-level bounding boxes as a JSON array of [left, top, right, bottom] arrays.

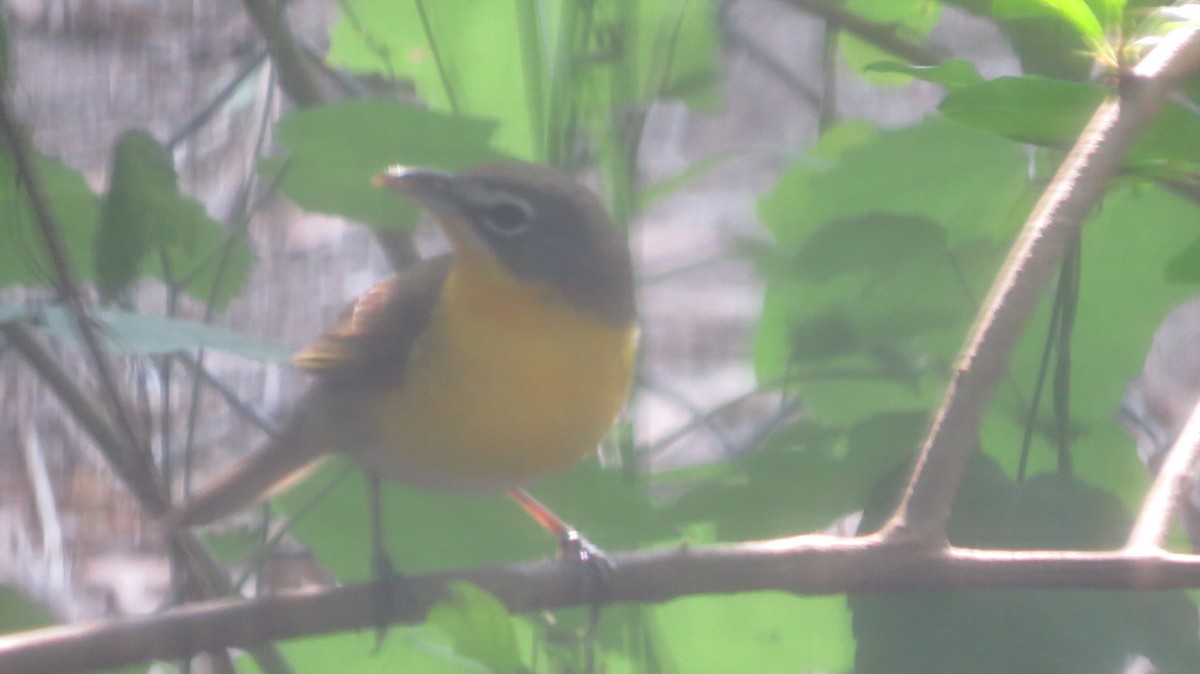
[[168, 161, 638, 572]]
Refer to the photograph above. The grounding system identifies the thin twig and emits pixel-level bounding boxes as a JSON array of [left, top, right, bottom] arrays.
[[718, 5, 820, 107], [0, 95, 164, 511], [880, 25, 1200, 545], [778, 0, 945, 66], [167, 49, 270, 151], [1, 322, 293, 673], [174, 354, 278, 435]]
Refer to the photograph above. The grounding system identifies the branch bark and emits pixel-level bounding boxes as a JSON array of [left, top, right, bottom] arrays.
[[6, 534, 1200, 674], [240, 0, 326, 107]]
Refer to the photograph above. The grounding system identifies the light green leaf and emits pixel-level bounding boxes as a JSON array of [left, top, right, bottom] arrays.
[[427, 583, 521, 674], [654, 593, 854, 673], [993, 0, 1105, 44], [262, 100, 503, 230], [27, 306, 289, 360], [864, 59, 985, 89], [842, 0, 941, 84]]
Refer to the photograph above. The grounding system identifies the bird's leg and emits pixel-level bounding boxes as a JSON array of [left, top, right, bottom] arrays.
[[368, 472, 412, 651], [507, 487, 613, 631]]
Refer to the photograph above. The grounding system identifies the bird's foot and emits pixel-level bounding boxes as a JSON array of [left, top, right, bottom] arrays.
[[557, 529, 614, 634]]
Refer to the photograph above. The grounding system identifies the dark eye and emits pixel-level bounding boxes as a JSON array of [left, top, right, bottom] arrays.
[[481, 201, 533, 236]]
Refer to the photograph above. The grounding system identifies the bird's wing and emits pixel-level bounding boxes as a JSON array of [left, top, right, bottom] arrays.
[[293, 254, 452, 388]]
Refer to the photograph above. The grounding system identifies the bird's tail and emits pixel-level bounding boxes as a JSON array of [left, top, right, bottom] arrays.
[[164, 395, 330, 528]]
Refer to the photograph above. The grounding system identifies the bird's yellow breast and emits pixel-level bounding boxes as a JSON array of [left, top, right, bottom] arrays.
[[361, 254, 637, 490]]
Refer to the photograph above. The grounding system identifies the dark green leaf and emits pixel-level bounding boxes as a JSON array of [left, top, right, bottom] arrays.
[[852, 454, 1200, 673], [95, 130, 176, 299], [667, 414, 919, 540], [0, 145, 98, 290], [794, 213, 947, 282], [94, 130, 252, 309]]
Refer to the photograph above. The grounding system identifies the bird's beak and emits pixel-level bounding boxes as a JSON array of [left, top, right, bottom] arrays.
[[372, 165, 456, 204], [372, 165, 485, 255], [374, 165, 470, 229]]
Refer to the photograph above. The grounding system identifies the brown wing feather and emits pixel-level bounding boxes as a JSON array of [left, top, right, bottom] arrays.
[[294, 255, 452, 388]]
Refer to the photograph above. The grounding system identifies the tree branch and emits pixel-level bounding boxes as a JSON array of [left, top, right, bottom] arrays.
[[6, 533, 1200, 674], [880, 24, 1200, 545], [778, 0, 946, 66], [240, 0, 326, 107]]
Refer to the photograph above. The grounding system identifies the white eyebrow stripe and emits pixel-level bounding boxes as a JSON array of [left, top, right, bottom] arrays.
[[461, 184, 535, 218]]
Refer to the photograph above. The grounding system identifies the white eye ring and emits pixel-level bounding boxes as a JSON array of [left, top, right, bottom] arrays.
[[480, 199, 534, 236]]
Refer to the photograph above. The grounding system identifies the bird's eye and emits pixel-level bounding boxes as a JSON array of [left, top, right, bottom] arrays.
[[481, 200, 533, 236]]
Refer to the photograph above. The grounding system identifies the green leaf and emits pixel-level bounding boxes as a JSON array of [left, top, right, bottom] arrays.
[[37, 306, 289, 360], [0, 143, 99, 290], [864, 59, 985, 89], [329, 2, 537, 159], [654, 594, 854, 673], [852, 454, 1200, 673], [427, 583, 522, 674], [841, 0, 941, 84], [758, 117, 1028, 251], [993, 0, 1105, 45], [987, 183, 1200, 504], [329, 0, 719, 162], [942, 75, 1200, 179], [94, 130, 252, 310], [241, 628, 487, 674], [666, 414, 921, 541], [756, 112, 1200, 508], [263, 100, 504, 229], [940, 76, 1105, 148], [95, 130, 177, 298], [280, 458, 668, 581], [754, 121, 1022, 431], [792, 213, 947, 282], [0, 585, 52, 634]]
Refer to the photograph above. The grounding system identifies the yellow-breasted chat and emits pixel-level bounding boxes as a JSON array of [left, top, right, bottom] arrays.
[[168, 162, 638, 556]]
